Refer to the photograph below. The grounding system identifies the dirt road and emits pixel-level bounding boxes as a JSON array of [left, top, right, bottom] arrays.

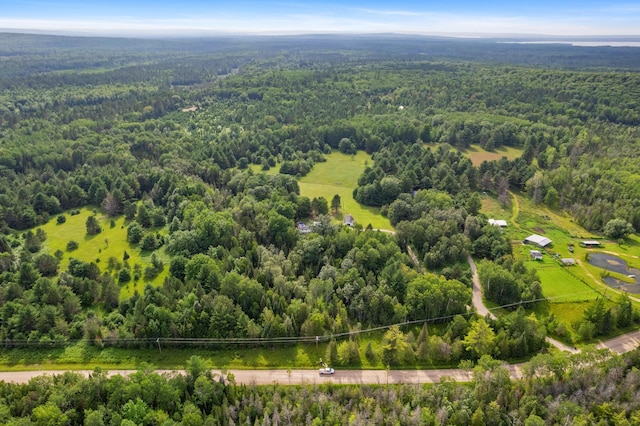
[[597, 329, 640, 354], [468, 254, 583, 354], [0, 365, 526, 385], [1, 332, 638, 385], [468, 254, 495, 319]]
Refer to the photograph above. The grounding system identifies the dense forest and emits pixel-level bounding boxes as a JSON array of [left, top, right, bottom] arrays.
[[1, 32, 640, 375]]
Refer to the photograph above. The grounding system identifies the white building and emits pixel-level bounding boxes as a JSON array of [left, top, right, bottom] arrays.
[[488, 219, 508, 227], [524, 234, 552, 248]]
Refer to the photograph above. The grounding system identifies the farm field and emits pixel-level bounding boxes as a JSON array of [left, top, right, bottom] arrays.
[[480, 190, 640, 342], [37, 208, 168, 299]]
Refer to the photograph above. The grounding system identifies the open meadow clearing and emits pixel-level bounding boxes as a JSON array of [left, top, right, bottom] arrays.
[[463, 144, 524, 166], [534, 263, 600, 302], [37, 208, 168, 299], [298, 151, 392, 230], [480, 194, 511, 222], [250, 151, 392, 230]]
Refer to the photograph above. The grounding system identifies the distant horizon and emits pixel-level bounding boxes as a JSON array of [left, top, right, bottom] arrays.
[[2, 1, 640, 38], [3, 28, 640, 44]]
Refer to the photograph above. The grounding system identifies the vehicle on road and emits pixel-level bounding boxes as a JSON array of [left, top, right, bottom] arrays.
[[319, 367, 335, 375]]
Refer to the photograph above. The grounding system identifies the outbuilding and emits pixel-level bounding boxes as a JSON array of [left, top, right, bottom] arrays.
[[343, 214, 355, 227], [523, 234, 552, 248], [530, 250, 543, 261], [297, 222, 311, 234], [488, 219, 508, 227], [580, 240, 601, 248]]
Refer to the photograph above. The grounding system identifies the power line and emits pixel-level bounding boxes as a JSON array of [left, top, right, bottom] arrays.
[[0, 287, 610, 347]]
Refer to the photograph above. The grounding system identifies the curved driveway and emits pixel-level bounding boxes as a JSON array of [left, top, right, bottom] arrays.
[[469, 254, 579, 354], [468, 254, 495, 319]]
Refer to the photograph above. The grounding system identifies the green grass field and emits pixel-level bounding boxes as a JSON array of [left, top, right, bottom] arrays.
[[489, 191, 640, 343], [515, 192, 598, 240], [248, 151, 392, 230], [249, 162, 280, 176], [0, 325, 461, 371], [37, 207, 168, 300], [298, 151, 393, 230], [0, 341, 327, 371], [534, 263, 600, 302], [546, 302, 592, 330], [604, 234, 640, 260]]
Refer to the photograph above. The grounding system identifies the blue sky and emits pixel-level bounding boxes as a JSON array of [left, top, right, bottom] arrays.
[[1, 0, 640, 36]]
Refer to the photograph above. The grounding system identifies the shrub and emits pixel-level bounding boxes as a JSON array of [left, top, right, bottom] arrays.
[[144, 265, 160, 281], [66, 240, 79, 251], [56, 215, 66, 224]]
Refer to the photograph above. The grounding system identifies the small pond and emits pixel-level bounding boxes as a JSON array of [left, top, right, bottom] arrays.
[[588, 253, 640, 294]]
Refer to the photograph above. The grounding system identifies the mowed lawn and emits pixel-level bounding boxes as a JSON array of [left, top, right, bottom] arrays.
[[534, 263, 600, 302], [299, 151, 393, 230], [38, 207, 168, 300]]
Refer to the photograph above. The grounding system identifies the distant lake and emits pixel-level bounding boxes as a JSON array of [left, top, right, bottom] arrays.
[[501, 41, 640, 47]]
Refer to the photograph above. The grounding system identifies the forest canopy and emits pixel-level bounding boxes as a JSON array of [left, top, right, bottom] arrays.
[[1, 33, 639, 369]]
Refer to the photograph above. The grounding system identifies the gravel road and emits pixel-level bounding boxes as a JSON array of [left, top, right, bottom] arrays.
[[0, 366, 526, 385]]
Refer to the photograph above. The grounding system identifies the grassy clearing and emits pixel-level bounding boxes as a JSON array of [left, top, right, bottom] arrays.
[[534, 263, 600, 302], [0, 342, 326, 371], [249, 162, 279, 176], [604, 235, 640, 260], [516, 192, 597, 240], [547, 302, 591, 329], [462, 144, 524, 166], [248, 151, 392, 230], [0, 326, 461, 371], [480, 194, 509, 217], [38, 207, 168, 300], [298, 151, 392, 230]]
